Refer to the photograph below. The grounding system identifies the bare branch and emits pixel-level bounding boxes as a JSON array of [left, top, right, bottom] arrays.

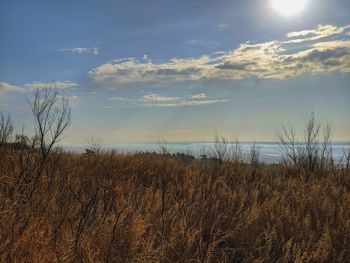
[[0, 113, 14, 145], [29, 85, 71, 159]]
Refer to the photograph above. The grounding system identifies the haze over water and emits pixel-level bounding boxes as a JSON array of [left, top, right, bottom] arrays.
[[66, 141, 350, 163]]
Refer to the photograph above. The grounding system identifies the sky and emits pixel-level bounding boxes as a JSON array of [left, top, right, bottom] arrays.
[[0, 0, 349, 145]]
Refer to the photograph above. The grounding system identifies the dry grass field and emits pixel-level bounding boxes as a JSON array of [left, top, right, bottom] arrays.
[[0, 89, 350, 262], [1, 146, 350, 262]]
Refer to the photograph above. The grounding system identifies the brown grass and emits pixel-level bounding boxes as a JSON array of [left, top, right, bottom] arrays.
[[1, 147, 350, 262], [1, 90, 349, 262]]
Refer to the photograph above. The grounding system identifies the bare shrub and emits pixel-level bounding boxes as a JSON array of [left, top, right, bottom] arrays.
[[213, 133, 229, 162], [229, 138, 243, 162], [278, 112, 334, 174], [0, 113, 14, 145], [249, 141, 260, 166], [30, 86, 71, 160], [158, 139, 169, 155], [86, 137, 103, 154], [212, 135, 243, 163], [339, 147, 350, 172]]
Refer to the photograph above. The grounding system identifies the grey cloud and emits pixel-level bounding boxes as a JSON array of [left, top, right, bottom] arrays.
[[215, 61, 256, 70], [300, 47, 350, 62], [155, 68, 201, 76]]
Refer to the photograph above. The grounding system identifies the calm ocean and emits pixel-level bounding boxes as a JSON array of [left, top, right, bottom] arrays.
[[65, 141, 350, 164]]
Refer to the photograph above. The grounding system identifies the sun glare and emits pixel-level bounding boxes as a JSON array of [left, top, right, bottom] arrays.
[[271, 0, 308, 16]]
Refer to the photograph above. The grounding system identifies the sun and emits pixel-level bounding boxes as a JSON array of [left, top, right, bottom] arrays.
[[271, 0, 308, 16]]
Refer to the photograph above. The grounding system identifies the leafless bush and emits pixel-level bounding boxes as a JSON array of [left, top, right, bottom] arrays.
[[339, 147, 350, 171], [278, 112, 334, 173], [15, 134, 30, 146], [158, 139, 168, 155], [212, 135, 244, 163], [86, 137, 103, 154], [229, 138, 243, 162], [30, 86, 71, 160], [249, 141, 260, 165], [213, 133, 229, 162], [0, 113, 14, 145]]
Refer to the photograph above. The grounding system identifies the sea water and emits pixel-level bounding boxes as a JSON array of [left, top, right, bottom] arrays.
[[65, 141, 350, 164]]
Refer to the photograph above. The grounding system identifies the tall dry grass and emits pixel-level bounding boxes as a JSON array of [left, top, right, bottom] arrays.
[[1, 147, 350, 262], [0, 89, 350, 262]]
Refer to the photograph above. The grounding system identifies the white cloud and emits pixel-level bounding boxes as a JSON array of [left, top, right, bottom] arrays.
[[0, 81, 80, 106], [186, 39, 199, 45], [286, 29, 315, 38], [185, 39, 218, 46], [89, 24, 350, 86], [191, 93, 207, 100], [24, 81, 79, 90], [285, 24, 349, 43], [56, 94, 81, 104], [142, 93, 180, 102], [108, 93, 225, 107], [59, 47, 99, 55], [142, 99, 226, 107], [89, 56, 210, 85], [67, 95, 80, 102], [108, 97, 130, 102], [1, 81, 78, 93], [218, 24, 230, 31], [143, 103, 180, 107], [0, 82, 23, 95], [178, 99, 225, 106]]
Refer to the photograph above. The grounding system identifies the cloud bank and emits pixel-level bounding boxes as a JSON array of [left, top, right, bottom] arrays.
[[89, 24, 350, 87], [0, 80, 78, 98], [0, 82, 23, 95], [24, 81, 79, 90]]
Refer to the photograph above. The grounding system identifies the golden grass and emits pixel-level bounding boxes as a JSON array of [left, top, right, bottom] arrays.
[[1, 148, 349, 262]]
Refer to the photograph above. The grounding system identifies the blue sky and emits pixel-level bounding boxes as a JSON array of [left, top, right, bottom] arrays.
[[0, 0, 349, 144]]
